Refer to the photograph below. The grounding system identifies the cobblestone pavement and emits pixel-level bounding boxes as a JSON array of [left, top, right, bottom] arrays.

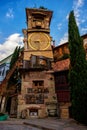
[[0, 117, 87, 130], [0, 124, 40, 130], [24, 118, 87, 130], [0, 120, 41, 130]]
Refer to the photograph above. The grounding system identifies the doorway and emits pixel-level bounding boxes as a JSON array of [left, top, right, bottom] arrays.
[[6, 97, 11, 114]]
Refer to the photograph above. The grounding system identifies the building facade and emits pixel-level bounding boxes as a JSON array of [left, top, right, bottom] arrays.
[[0, 55, 12, 84]]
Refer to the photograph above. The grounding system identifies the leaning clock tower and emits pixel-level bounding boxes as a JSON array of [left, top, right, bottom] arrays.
[[23, 8, 53, 60], [18, 8, 57, 118]]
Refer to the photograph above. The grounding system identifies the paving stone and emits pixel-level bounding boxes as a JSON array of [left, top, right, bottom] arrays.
[[0, 118, 87, 130]]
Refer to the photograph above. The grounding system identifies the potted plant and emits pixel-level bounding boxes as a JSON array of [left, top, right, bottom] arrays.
[[0, 113, 8, 121]]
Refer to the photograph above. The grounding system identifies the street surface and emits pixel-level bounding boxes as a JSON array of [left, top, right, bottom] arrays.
[[0, 119, 41, 130], [0, 117, 87, 130], [0, 124, 40, 130]]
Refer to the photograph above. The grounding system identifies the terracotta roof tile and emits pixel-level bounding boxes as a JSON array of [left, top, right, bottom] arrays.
[[53, 58, 70, 71]]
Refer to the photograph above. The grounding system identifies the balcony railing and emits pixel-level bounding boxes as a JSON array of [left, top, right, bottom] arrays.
[[23, 55, 52, 70]]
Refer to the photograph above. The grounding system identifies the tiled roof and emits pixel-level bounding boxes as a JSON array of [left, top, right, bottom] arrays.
[[53, 58, 70, 71]]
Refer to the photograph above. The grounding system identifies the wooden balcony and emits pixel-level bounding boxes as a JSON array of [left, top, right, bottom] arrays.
[[56, 90, 70, 102]]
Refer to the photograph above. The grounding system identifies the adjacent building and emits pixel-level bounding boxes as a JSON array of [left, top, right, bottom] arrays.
[[53, 34, 87, 118], [0, 54, 12, 84]]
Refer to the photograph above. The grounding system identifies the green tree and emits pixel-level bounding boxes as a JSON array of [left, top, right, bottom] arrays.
[[7, 46, 21, 89], [10, 46, 20, 69], [68, 10, 87, 124]]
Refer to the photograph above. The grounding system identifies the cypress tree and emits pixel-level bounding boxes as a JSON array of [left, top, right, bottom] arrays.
[[10, 46, 20, 69], [68, 10, 87, 124]]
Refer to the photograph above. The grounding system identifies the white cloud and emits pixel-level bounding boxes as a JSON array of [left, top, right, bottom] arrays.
[[73, 0, 84, 26], [59, 33, 68, 45], [6, 8, 14, 18], [77, 0, 84, 7], [0, 32, 2, 39], [0, 33, 23, 61], [80, 19, 86, 23], [57, 23, 62, 30], [81, 27, 87, 34], [66, 14, 69, 20]]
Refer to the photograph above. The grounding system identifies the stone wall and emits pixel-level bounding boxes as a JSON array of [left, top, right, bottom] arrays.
[[17, 70, 57, 118]]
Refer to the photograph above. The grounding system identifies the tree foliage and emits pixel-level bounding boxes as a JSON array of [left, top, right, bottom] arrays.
[[68, 10, 87, 124], [10, 46, 20, 69], [8, 46, 21, 89], [39, 6, 47, 10]]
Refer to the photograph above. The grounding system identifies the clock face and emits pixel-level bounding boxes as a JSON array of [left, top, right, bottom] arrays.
[[28, 33, 50, 50]]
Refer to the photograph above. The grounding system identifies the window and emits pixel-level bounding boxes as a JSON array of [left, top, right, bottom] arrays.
[[27, 88, 33, 93], [55, 74, 69, 90], [25, 94, 44, 104], [33, 80, 44, 86], [57, 76, 66, 84], [0, 71, 1, 76], [25, 80, 44, 104]]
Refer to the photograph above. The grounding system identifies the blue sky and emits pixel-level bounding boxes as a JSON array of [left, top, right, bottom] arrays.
[[0, 0, 87, 60]]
